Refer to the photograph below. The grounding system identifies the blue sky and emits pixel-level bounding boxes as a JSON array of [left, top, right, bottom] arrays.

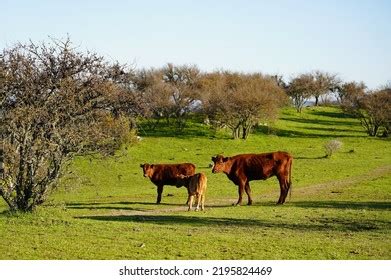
[[2, 0, 390, 88]]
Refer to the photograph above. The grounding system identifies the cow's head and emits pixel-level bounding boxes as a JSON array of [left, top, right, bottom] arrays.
[[211, 155, 228, 173], [140, 163, 154, 178]]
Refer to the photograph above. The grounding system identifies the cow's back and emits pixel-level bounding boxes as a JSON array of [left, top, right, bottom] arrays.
[[152, 163, 195, 185], [188, 172, 207, 195], [230, 152, 291, 180]]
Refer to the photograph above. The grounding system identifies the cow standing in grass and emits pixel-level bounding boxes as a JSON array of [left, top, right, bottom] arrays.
[[176, 173, 207, 211], [211, 152, 293, 205], [140, 163, 196, 204]]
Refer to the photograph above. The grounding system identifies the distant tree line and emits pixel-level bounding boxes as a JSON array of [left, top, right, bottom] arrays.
[[286, 71, 390, 137], [0, 37, 389, 212]]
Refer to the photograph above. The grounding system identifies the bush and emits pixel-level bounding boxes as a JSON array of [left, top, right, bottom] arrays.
[[0, 38, 136, 212], [324, 140, 343, 157]]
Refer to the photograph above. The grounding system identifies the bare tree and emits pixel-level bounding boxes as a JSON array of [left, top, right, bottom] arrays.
[[201, 72, 286, 139], [0, 38, 134, 212], [360, 88, 391, 137], [341, 82, 391, 137], [337, 81, 366, 105], [162, 63, 201, 130], [133, 64, 201, 131], [312, 70, 340, 106], [287, 74, 314, 113], [135, 68, 175, 126]]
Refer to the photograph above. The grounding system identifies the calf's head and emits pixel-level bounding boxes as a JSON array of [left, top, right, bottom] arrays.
[[211, 155, 228, 173], [140, 164, 154, 178]]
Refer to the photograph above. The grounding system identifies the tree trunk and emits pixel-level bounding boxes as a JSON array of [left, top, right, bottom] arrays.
[[232, 126, 241, 139], [242, 124, 252, 140], [314, 96, 319, 106]]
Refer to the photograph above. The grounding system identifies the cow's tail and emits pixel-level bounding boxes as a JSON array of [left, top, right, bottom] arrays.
[[288, 156, 293, 201]]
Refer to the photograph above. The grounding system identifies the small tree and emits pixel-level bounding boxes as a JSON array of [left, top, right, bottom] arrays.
[[312, 70, 340, 106], [338, 81, 366, 106], [341, 83, 390, 137], [134, 64, 201, 131], [287, 74, 314, 113], [201, 72, 286, 139], [162, 63, 201, 130], [0, 38, 134, 212], [134, 68, 174, 127]]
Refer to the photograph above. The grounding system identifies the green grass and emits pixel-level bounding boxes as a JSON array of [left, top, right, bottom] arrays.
[[1, 106, 390, 259]]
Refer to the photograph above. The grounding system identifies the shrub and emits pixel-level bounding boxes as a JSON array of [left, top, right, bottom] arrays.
[[324, 140, 343, 157], [0, 38, 135, 212]]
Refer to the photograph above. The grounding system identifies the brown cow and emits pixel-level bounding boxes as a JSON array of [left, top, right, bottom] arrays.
[[176, 173, 207, 211], [140, 163, 196, 204], [211, 152, 293, 205]]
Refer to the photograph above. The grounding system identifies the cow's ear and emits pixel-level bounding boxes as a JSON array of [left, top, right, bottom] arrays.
[[140, 164, 144, 168], [211, 156, 216, 162], [223, 157, 229, 162]]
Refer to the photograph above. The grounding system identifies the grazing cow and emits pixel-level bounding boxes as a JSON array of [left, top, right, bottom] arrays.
[[140, 163, 196, 204], [176, 173, 207, 211], [211, 152, 293, 205]]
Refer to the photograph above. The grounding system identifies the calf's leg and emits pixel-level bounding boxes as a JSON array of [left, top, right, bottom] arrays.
[[195, 194, 201, 211], [188, 195, 194, 211], [200, 193, 205, 211], [185, 187, 190, 205]]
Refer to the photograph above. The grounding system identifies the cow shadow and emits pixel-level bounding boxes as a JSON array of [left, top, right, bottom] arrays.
[[66, 201, 186, 211], [76, 213, 390, 232]]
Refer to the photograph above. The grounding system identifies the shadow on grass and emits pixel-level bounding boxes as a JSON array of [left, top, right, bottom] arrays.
[[280, 116, 358, 127], [76, 213, 390, 232], [66, 201, 186, 211], [291, 200, 391, 210], [309, 110, 353, 119], [273, 128, 365, 138], [303, 126, 363, 134], [138, 120, 230, 140], [294, 156, 327, 160]]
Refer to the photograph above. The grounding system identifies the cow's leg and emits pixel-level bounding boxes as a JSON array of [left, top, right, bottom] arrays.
[[281, 176, 289, 204], [277, 176, 287, 204], [156, 185, 164, 204], [245, 181, 253, 205], [236, 181, 246, 206]]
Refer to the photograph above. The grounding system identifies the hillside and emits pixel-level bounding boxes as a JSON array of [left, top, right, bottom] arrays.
[[0, 106, 390, 259]]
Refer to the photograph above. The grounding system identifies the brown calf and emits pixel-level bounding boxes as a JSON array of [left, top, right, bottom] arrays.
[[211, 152, 293, 205], [176, 173, 207, 211], [140, 163, 196, 204]]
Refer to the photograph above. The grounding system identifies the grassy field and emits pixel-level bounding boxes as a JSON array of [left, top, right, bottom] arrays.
[[0, 106, 390, 259]]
